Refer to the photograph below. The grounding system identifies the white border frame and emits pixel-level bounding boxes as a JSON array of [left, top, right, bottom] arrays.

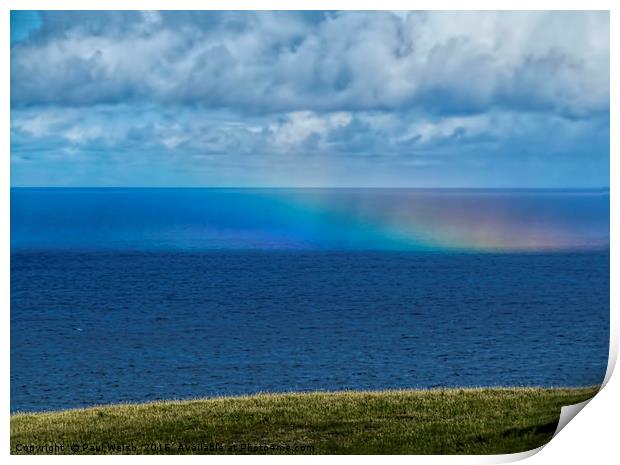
[[2, 2, 616, 463]]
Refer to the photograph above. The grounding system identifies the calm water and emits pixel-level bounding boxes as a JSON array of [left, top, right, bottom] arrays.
[[10, 189, 610, 412]]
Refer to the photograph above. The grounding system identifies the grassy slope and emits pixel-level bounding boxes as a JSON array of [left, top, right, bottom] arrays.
[[11, 387, 598, 455]]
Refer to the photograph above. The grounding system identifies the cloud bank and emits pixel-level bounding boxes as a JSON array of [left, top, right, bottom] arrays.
[[10, 11, 609, 187]]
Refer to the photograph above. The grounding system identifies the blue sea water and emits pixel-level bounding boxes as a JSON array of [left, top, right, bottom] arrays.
[[10, 188, 610, 412]]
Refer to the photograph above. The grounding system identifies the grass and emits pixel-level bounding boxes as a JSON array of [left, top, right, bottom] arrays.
[[11, 386, 598, 455]]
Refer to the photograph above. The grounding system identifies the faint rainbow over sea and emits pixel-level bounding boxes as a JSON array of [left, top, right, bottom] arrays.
[[10, 188, 610, 253], [281, 188, 610, 252]]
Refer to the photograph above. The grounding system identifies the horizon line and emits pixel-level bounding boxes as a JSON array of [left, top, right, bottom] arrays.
[[9, 186, 611, 191]]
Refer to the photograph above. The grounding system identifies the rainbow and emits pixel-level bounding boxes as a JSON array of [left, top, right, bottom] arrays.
[[10, 188, 610, 252]]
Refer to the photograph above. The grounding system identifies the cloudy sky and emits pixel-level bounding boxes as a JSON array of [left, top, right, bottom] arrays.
[[10, 10, 609, 187]]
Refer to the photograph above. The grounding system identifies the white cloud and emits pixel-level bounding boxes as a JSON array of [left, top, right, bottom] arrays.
[[11, 11, 609, 117], [402, 115, 491, 144], [9, 11, 609, 187], [268, 111, 352, 151]]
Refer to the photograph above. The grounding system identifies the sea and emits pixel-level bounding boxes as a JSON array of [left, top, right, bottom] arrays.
[[10, 188, 610, 412]]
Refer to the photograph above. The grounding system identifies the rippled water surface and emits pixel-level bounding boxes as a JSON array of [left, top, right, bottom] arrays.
[[10, 189, 609, 412]]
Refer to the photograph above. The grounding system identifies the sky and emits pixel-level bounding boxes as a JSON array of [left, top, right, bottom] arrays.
[[10, 10, 610, 188]]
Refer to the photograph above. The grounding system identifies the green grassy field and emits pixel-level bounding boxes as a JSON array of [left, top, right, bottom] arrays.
[[11, 387, 598, 455]]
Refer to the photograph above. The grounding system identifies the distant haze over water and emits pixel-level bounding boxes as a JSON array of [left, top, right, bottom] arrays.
[[10, 188, 610, 252]]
